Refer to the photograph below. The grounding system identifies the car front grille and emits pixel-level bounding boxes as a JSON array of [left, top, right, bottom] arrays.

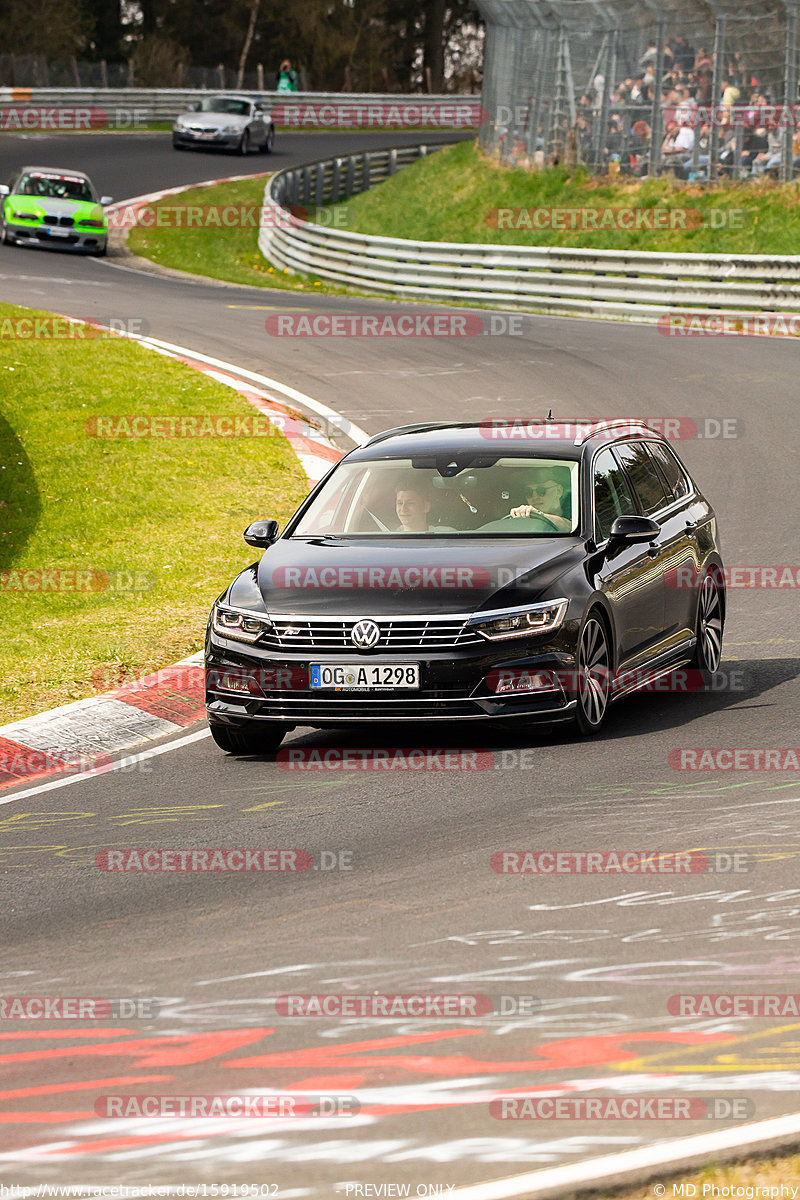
[[42, 215, 75, 227], [259, 616, 483, 653]]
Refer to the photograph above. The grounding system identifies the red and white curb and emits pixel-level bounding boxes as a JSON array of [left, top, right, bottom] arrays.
[[1, 328, 361, 792]]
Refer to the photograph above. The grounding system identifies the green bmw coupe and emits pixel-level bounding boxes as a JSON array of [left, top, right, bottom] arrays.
[[0, 166, 112, 255]]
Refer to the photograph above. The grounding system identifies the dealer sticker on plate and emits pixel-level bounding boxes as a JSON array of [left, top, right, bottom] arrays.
[[310, 663, 419, 691]]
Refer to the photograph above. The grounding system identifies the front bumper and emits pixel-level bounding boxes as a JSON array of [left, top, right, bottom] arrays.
[[205, 626, 580, 727], [6, 220, 106, 251], [173, 129, 242, 149]]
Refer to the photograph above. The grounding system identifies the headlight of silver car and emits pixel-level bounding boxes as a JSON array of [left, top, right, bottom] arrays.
[[469, 599, 569, 642], [212, 604, 272, 644], [220, 124, 242, 134]]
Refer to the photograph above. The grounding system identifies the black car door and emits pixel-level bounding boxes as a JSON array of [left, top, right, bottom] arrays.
[[592, 443, 668, 669], [643, 439, 702, 650]]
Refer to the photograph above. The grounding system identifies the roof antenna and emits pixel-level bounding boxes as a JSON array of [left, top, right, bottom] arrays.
[[547, 409, 553, 420]]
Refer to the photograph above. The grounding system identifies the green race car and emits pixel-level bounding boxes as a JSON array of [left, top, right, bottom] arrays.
[[0, 166, 112, 255]]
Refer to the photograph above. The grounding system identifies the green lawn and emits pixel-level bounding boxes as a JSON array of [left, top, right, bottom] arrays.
[[126, 174, 340, 291], [611, 1147, 800, 1199], [319, 139, 800, 254], [0, 303, 307, 723]]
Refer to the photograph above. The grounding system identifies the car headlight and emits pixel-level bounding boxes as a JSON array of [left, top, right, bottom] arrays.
[[174, 119, 187, 129], [78, 218, 105, 229], [220, 124, 241, 134], [14, 211, 40, 221], [469, 599, 569, 642], [212, 603, 272, 644]]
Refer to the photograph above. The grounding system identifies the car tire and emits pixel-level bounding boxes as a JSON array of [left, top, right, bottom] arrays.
[[263, 126, 275, 154], [209, 720, 285, 755], [237, 131, 251, 156], [173, 139, 186, 151], [1, 226, 15, 245], [573, 611, 612, 736], [689, 569, 724, 675], [91, 242, 107, 257]]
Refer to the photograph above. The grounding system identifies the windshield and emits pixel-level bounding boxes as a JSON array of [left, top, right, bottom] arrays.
[[17, 172, 95, 202], [198, 98, 251, 116], [292, 456, 580, 537]]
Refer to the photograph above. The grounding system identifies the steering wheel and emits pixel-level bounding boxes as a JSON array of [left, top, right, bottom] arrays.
[[498, 512, 560, 533]]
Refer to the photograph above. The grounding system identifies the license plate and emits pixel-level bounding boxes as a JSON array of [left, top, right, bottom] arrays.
[[47, 228, 70, 237], [196, 131, 216, 139], [310, 663, 419, 691]]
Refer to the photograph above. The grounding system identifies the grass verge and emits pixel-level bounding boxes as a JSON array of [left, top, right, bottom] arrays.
[[320, 139, 800, 254], [0, 302, 307, 723], [126, 174, 345, 292], [607, 1145, 800, 1198]]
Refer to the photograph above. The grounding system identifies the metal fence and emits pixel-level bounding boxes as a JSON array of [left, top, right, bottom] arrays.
[[0, 54, 309, 92], [0, 90, 483, 127], [258, 143, 800, 320], [475, 0, 800, 182]]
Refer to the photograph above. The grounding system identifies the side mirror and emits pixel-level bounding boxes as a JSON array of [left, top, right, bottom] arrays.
[[608, 515, 660, 545], [0, 185, 9, 196], [244, 518, 279, 547], [100, 195, 113, 206], [188, 101, 200, 112]]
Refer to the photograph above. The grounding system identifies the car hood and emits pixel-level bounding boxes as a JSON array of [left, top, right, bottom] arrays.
[[235, 536, 583, 617], [178, 112, 247, 129], [8, 195, 102, 220]]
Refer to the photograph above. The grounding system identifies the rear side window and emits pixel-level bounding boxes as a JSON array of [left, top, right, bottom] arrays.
[[614, 441, 669, 516], [646, 441, 691, 503], [592, 447, 637, 540]]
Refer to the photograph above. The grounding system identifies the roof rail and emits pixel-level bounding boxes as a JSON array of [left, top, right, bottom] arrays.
[[574, 419, 653, 446], [363, 421, 476, 447]]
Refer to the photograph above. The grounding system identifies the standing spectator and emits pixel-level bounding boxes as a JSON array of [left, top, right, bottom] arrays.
[[694, 47, 713, 72], [673, 35, 695, 72], [277, 59, 298, 92], [720, 76, 740, 127]]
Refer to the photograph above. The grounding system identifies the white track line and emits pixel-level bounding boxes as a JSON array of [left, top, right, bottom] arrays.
[[0, 728, 210, 805], [451, 1110, 800, 1198]]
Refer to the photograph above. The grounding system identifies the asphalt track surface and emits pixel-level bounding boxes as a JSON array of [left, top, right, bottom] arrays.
[[1, 131, 800, 1194]]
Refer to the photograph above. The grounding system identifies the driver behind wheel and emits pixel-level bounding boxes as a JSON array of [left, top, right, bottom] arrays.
[[509, 466, 572, 531]]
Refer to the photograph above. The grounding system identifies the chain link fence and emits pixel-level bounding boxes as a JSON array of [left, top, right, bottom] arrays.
[[475, 0, 800, 182]]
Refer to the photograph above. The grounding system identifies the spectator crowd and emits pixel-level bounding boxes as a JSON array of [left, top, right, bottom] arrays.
[[513, 34, 799, 179]]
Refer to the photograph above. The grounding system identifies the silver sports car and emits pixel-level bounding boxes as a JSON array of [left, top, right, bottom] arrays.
[[172, 96, 275, 154]]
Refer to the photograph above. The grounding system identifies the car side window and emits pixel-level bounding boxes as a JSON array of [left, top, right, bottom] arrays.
[[613, 441, 670, 516], [645, 441, 690, 503], [592, 447, 637, 540]]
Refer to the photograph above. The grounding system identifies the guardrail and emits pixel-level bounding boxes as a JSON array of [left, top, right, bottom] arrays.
[[0, 89, 483, 127], [259, 144, 800, 321]]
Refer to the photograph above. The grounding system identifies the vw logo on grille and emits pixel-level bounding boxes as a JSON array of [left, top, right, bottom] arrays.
[[350, 619, 381, 649]]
